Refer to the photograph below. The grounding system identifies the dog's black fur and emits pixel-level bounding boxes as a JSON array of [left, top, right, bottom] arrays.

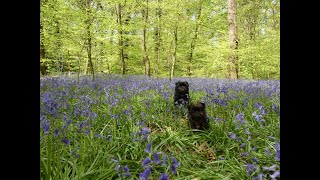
[[187, 101, 209, 130], [174, 81, 189, 106]]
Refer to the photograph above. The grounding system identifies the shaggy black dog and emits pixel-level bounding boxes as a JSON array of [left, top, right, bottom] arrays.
[[187, 101, 209, 130], [174, 81, 189, 106]]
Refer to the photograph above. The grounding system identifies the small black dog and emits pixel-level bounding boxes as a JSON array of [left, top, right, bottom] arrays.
[[187, 101, 209, 130], [174, 81, 189, 106]]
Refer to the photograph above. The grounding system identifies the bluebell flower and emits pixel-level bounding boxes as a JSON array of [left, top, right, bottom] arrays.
[[241, 152, 249, 157], [170, 164, 177, 174], [142, 157, 152, 167], [254, 102, 263, 110], [274, 142, 280, 161], [54, 128, 59, 137], [253, 173, 265, 180], [219, 157, 225, 160], [171, 156, 181, 167], [115, 164, 121, 172], [153, 152, 161, 164], [262, 164, 278, 171], [270, 171, 280, 179], [240, 143, 246, 148], [162, 154, 167, 167], [228, 132, 236, 140], [251, 157, 258, 163], [123, 165, 131, 177], [159, 173, 169, 180], [247, 136, 251, 141], [265, 148, 270, 157], [145, 143, 151, 153], [215, 117, 222, 122], [41, 119, 50, 135], [140, 127, 151, 135], [62, 137, 70, 146], [139, 166, 151, 180], [246, 164, 256, 175]]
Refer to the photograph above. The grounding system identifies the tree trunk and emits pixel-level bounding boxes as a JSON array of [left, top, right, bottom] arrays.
[[142, 0, 150, 76], [116, 4, 126, 75], [227, 0, 239, 79], [86, 0, 95, 81], [170, 26, 178, 81], [154, 0, 162, 78], [187, 4, 202, 77], [40, 21, 47, 76]]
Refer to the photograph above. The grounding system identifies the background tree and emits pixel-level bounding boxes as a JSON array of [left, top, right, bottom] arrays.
[[40, 0, 279, 79], [227, 0, 239, 79]]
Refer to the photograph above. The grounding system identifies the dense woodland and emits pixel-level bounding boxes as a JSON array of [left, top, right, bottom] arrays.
[[40, 0, 280, 79]]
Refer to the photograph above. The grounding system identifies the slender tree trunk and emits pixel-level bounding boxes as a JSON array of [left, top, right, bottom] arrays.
[[154, 0, 161, 78], [187, 4, 202, 77], [40, 21, 47, 76], [227, 0, 239, 79], [142, 0, 150, 76], [85, 0, 95, 81], [116, 4, 126, 75], [170, 26, 178, 81]]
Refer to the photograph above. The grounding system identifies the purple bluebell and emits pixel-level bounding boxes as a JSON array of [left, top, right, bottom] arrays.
[[62, 137, 70, 146], [265, 148, 270, 157], [254, 102, 263, 110], [246, 164, 256, 175], [153, 152, 161, 164], [123, 165, 131, 177], [270, 171, 280, 179], [140, 127, 151, 135], [241, 152, 249, 157], [274, 142, 280, 161], [262, 164, 278, 171], [145, 143, 151, 153], [251, 157, 258, 163], [240, 143, 246, 148], [215, 117, 222, 122], [159, 173, 169, 180], [170, 164, 177, 174], [41, 119, 50, 135], [54, 128, 60, 137], [115, 164, 121, 172], [171, 156, 181, 167], [139, 166, 151, 180], [253, 173, 265, 180], [247, 136, 251, 141], [142, 157, 152, 167], [228, 132, 236, 140], [219, 157, 225, 160], [236, 113, 246, 124], [162, 154, 167, 167]]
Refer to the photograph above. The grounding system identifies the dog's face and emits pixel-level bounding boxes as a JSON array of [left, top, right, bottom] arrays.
[[188, 102, 207, 129], [175, 81, 189, 94]]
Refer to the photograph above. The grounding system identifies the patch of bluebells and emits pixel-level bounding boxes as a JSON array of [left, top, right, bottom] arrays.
[[112, 158, 131, 178], [138, 143, 180, 179], [252, 102, 267, 128]]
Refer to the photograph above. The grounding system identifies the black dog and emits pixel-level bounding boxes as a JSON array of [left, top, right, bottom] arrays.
[[187, 101, 209, 130], [174, 81, 189, 106]]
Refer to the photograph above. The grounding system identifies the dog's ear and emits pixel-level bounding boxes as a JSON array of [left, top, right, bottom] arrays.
[[184, 81, 189, 87]]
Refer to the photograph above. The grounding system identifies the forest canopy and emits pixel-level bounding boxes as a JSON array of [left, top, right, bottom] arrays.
[[40, 0, 280, 79]]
